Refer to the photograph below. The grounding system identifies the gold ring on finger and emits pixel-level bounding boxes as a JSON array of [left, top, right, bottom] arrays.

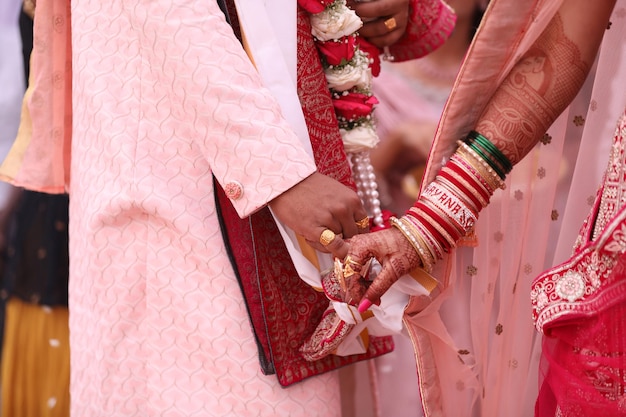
[[384, 17, 397, 32], [344, 255, 363, 268], [319, 229, 337, 246], [343, 255, 363, 275], [355, 217, 370, 229], [343, 263, 357, 278]]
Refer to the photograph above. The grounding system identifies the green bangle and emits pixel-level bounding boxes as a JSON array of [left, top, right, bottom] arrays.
[[473, 135, 512, 173], [466, 140, 506, 179], [468, 131, 513, 173], [469, 138, 510, 177]]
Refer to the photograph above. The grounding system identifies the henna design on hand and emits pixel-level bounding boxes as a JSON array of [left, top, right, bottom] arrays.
[[349, 227, 422, 305]]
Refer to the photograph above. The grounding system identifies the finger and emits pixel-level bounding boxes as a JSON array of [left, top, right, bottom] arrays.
[[348, 210, 370, 235], [305, 239, 333, 254], [359, 13, 406, 42], [357, 263, 399, 312], [359, 16, 396, 38], [305, 235, 349, 259], [365, 32, 404, 49], [339, 217, 359, 239], [326, 192, 367, 239], [344, 234, 377, 266], [325, 236, 350, 260], [308, 229, 347, 256]]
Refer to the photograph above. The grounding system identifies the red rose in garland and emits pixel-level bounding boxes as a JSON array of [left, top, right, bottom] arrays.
[[298, 0, 335, 14], [356, 37, 381, 76], [332, 92, 379, 121], [317, 36, 357, 66]]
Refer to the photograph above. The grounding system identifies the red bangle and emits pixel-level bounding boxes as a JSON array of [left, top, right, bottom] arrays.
[[437, 170, 482, 211], [415, 202, 464, 241], [409, 204, 455, 251], [448, 157, 492, 202]]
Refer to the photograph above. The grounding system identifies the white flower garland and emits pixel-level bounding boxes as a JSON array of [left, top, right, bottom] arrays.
[[307, 0, 384, 226]]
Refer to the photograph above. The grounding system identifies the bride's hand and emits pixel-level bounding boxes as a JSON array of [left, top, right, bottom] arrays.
[[347, 226, 422, 311]]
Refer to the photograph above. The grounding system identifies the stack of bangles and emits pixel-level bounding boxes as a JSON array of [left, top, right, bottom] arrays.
[[390, 131, 513, 272]]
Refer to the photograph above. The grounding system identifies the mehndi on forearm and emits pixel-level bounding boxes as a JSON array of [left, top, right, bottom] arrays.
[[475, 14, 591, 164], [392, 11, 605, 268]]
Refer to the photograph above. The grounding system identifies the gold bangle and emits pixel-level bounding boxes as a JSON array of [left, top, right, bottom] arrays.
[[402, 215, 438, 261], [390, 216, 431, 272], [456, 145, 504, 192], [450, 154, 494, 198], [408, 215, 445, 260], [399, 216, 436, 269], [403, 217, 436, 272], [457, 142, 505, 189]]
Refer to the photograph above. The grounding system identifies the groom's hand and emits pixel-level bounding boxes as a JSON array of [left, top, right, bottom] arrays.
[[269, 172, 369, 259]]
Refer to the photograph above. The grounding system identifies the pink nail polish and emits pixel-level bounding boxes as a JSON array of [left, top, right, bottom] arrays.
[[358, 299, 372, 313]]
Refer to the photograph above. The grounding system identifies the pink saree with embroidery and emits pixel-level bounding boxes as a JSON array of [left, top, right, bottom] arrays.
[[404, 0, 626, 416], [532, 112, 626, 416]]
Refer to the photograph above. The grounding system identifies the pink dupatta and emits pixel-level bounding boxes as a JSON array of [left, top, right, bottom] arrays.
[[404, 1, 565, 416]]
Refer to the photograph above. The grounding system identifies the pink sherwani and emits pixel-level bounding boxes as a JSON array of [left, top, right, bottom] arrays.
[[68, 1, 338, 416], [5, 0, 342, 415], [1, 0, 455, 415]]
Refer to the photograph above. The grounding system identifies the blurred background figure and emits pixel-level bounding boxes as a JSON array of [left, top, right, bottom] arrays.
[[0, 2, 71, 416], [0, 0, 25, 236], [372, 0, 488, 215], [0, 0, 27, 334]]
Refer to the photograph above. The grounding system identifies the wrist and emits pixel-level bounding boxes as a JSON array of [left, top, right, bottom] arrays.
[[398, 130, 513, 268], [389, 216, 430, 272]]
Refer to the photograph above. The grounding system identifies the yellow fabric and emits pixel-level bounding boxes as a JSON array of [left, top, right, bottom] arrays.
[[241, 29, 257, 67], [1, 298, 70, 417], [296, 233, 321, 272], [0, 78, 34, 184], [409, 267, 439, 293]]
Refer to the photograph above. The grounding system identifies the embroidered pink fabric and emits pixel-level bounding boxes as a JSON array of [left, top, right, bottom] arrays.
[[533, 112, 626, 416]]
